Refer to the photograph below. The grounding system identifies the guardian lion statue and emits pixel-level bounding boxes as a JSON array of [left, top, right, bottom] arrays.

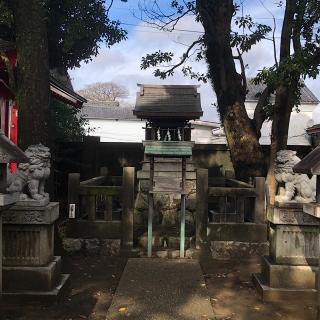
[[7, 144, 51, 201], [274, 150, 315, 203]]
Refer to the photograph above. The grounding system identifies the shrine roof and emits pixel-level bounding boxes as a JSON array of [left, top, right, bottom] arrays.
[[134, 84, 203, 120], [293, 145, 320, 175]]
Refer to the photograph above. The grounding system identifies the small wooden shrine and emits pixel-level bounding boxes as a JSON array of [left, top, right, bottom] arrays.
[[134, 84, 202, 257]]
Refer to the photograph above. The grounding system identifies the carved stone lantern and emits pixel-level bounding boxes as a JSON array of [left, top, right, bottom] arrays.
[[0, 130, 28, 293]]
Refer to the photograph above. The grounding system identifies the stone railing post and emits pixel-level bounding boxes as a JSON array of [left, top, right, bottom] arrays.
[[254, 177, 266, 224], [121, 167, 135, 249], [196, 168, 208, 249], [68, 173, 80, 219]]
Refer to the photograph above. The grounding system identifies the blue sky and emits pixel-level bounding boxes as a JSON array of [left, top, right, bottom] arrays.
[[69, 0, 319, 122]]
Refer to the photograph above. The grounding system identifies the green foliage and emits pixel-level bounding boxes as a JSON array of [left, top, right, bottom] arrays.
[[47, 0, 127, 69], [232, 16, 272, 52], [52, 99, 92, 142], [253, 0, 320, 119], [0, 1, 14, 41], [0, 0, 127, 69]]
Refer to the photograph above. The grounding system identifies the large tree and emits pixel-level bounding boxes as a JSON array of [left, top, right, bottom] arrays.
[[78, 82, 129, 103], [9, 0, 50, 149], [1, 0, 127, 148], [139, 0, 320, 191]]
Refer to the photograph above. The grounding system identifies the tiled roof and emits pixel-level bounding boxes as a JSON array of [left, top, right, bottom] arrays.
[[246, 81, 319, 104], [134, 84, 203, 119], [81, 104, 136, 120]]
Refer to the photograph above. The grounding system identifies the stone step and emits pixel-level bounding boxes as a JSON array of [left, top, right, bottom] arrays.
[[137, 248, 198, 259]]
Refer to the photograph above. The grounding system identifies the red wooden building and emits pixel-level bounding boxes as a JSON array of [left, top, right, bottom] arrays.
[[0, 39, 86, 156]]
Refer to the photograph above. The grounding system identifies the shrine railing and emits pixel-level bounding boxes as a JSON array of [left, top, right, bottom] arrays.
[[66, 167, 135, 247], [207, 177, 263, 223], [195, 169, 266, 247]]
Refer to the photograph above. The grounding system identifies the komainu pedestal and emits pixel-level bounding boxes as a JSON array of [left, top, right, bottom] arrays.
[[253, 202, 318, 304], [2, 202, 69, 301]]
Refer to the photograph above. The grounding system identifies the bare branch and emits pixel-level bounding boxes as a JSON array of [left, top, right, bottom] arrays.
[[258, 0, 278, 67], [155, 38, 203, 77], [135, 0, 195, 32], [106, 0, 114, 16]]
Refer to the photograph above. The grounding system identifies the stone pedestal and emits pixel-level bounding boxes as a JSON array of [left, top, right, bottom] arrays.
[[253, 202, 318, 304], [1, 202, 70, 302]]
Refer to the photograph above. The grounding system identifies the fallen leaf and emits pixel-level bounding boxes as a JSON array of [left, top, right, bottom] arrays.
[[119, 307, 128, 313]]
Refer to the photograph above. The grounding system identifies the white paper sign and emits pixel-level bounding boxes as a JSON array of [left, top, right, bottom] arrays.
[[69, 203, 76, 219]]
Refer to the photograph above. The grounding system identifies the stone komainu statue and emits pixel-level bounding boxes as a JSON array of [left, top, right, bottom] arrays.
[[274, 150, 315, 203], [7, 144, 51, 201]]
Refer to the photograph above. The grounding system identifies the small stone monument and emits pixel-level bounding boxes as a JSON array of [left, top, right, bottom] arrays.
[[253, 150, 319, 304], [0, 130, 28, 293], [2, 143, 69, 301]]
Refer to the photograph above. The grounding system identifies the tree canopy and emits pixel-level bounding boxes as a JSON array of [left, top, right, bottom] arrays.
[[0, 0, 127, 69]]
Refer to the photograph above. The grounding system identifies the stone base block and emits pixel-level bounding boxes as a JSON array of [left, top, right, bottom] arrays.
[[1, 274, 70, 304], [2, 202, 59, 266], [269, 223, 319, 265], [261, 256, 317, 289], [268, 202, 319, 225], [210, 241, 269, 260], [252, 273, 317, 304], [3, 256, 61, 291], [207, 223, 268, 242]]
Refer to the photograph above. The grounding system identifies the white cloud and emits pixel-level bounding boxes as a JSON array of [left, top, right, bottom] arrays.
[[69, 7, 320, 123]]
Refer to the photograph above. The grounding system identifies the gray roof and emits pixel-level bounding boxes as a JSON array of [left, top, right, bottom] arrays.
[[134, 84, 203, 120], [81, 104, 136, 120], [246, 81, 319, 104]]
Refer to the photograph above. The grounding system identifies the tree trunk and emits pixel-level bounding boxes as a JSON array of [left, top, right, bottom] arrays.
[[197, 0, 264, 180], [267, 0, 297, 204], [11, 0, 50, 150]]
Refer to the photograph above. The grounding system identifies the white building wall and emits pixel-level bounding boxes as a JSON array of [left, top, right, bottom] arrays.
[[86, 119, 220, 144], [245, 101, 317, 145], [86, 119, 146, 142]]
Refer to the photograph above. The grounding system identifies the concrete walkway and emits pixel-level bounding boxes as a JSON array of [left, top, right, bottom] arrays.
[[105, 258, 214, 320]]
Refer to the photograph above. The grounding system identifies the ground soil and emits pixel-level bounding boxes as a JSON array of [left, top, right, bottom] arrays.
[[0, 255, 127, 320], [0, 252, 317, 320], [200, 254, 316, 320]]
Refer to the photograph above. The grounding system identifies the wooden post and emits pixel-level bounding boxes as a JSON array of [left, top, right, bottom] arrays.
[[82, 136, 100, 180], [88, 196, 96, 221], [68, 173, 80, 219], [254, 177, 266, 224], [196, 168, 208, 249], [122, 167, 135, 249], [104, 196, 113, 221], [148, 156, 154, 257], [180, 157, 186, 258]]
